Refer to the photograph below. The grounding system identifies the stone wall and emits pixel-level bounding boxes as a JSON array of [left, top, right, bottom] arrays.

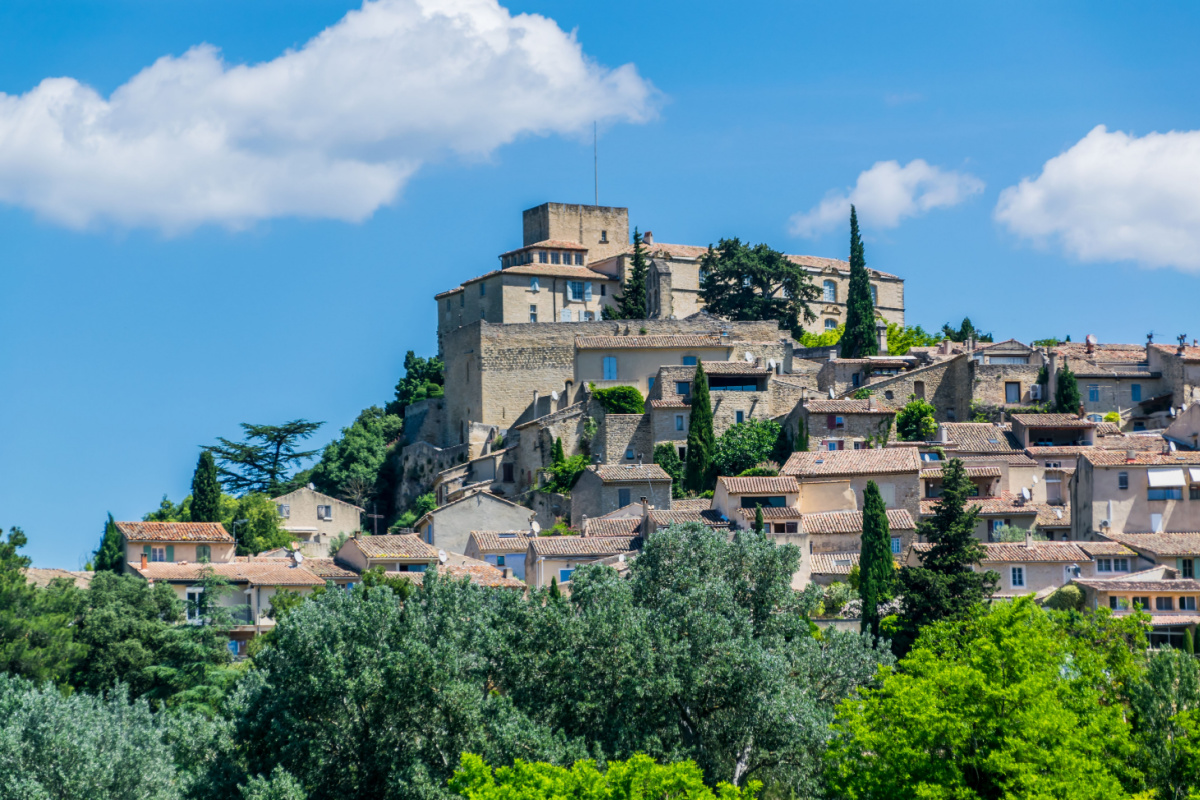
[[570, 470, 672, 527], [802, 408, 895, 448], [402, 398, 445, 447], [597, 412, 655, 465], [970, 362, 1044, 408], [851, 355, 973, 423], [396, 441, 470, 509], [523, 203, 629, 262]]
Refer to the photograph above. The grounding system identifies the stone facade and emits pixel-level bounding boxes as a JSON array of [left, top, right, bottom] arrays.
[[801, 399, 896, 450], [596, 412, 655, 466], [570, 466, 673, 527], [524, 203, 629, 263]]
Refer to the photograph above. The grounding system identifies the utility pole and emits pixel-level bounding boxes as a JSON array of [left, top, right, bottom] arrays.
[[594, 121, 598, 206]]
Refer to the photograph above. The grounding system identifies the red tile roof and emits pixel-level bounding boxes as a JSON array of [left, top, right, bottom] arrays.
[[918, 492, 1038, 517], [584, 517, 644, 537], [500, 239, 590, 256], [783, 448, 921, 477], [355, 534, 439, 560], [591, 464, 672, 483], [304, 559, 360, 579], [651, 509, 731, 528], [115, 521, 233, 543], [1105, 533, 1200, 557], [529, 536, 642, 557], [1035, 505, 1071, 528], [386, 564, 525, 589], [1078, 541, 1138, 557], [979, 542, 1090, 563], [1084, 450, 1200, 466], [130, 561, 325, 586], [939, 423, 1021, 453], [1011, 414, 1096, 428], [717, 476, 800, 494], [575, 334, 726, 349], [649, 399, 690, 409], [802, 509, 916, 535], [468, 531, 535, 552], [698, 361, 771, 375], [803, 399, 895, 414], [736, 506, 803, 521], [920, 466, 1002, 479], [810, 552, 861, 575], [1151, 343, 1200, 363]]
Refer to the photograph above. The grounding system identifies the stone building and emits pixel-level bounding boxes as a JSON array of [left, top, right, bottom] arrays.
[[782, 448, 923, 523], [570, 464, 673, 527], [800, 397, 896, 451]]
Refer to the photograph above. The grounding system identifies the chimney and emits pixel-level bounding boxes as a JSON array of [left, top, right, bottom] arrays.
[[1086, 336, 1095, 355], [1047, 351, 1059, 400], [876, 321, 889, 356], [1126, 449, 1136, 462], [501, 567, 509, 579], [867, 394, 876, 411], [939, 425, 949, 444], [1179, 334, 1189, 356], [140, 553, 148, 570], [643, 230, 654, 245], [828, 348, 837, 360], [1025, 527, 1033, 547]]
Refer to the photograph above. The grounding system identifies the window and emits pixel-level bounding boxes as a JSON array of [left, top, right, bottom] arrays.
[[1192, 487, 1200, 501], [569, 281, 585, 301], [496, 555, 506, 567], [682, 356, 697, 366], [618, 488, 631, 507], [196, 545, 211, 563], [317, 505, 332, 521], [559, 568, 575, 583], [1005, 382, 1020, 403], [480, 281, 486, 296], [530, 276, 539, 291], [1184, 559, 1195, 579], [1098, 558, 1130, 573], [186, 587, 204, 623], [228, 640, 241, 656], [1133, 596, 1152, 610], [885, 390, 894, 400], [503, 463, 514, 483], [676, 381, 691, 396], [827, 441, 839, 451], [739, 496, 787, 508], [676, 414, 685, 431], [678, 446, 686, 460], [538, 251, 548, 263], [648, 377, 655, 390], [151, 546, 167, 563], [278, 504, 291, 518], [1149, 488, 1183, 501], [946, 409, 956, 421], [603, 356, 617, 380], [735, 410, 745, 424], [870, 285, 878, 305], [624, 448, 634, 461], [835, 416, 845, 429], [584, 310, 595, 321], [825, 319, 837, 331], [600, 230, 608, 243], [772, 522, 799, 534], [1183, 596, 1198, 611], [529, 305, 538, 323], [851, 372, 861, 388], [575, 253, 584, 265], [914, 380, 925, 399], [891, 537, 902, 555], [1088, 384, 1099, 402], [1118, 472, 1129, 490], [599, 283, 605, 295], [1131, 384, 1142, 402], [1011, 566, 1025, 587], [551, 252, 561, 264], [1110, 596, 1128, 610], [1152, 513, 1164, 533], [1157, 596, 1175, 611], [823, 280, 837, 302], [1134, 422, 1146, 431]]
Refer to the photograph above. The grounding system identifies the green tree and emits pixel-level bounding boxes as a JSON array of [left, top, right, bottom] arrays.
[[885, 322, 942, 356], [391, 492, 437, 531], [232, 494, 294, 555], [306, 406, 403, 508], [753, 505, 764, 534], [798, 324, 843, 348], [385, 350, 444, 418], [0, 674, 183, 800], [542, 456, 589, 495], [713, 419, 781, 478], [604, 228, 648, 320], [684, 364, 716, 493], [895, 396, 937, 441], [796, 416, 809, 452], [770, 423, 794, 465], [1056, 360, 1083, 414], [698, 239, 819, 338], [191, 450, 223, 523], [144, 495, 188, 522], [93, 513, 125, 573], [240, 766, 309, 800], [858, 480, 893, 639], [894, 458, 997, 655], [839, 206, 878, 359], [0, 526, 86, 686], [450, 753, 758, 800], [653, 443, 685, 499], [941, 316, 993, 343], [1129, 648, 1200, 800], [552, 437, 566, 467], [826, 599, 1138, 800], [591, 385, 644, 414], [205, 420, 325, 496]]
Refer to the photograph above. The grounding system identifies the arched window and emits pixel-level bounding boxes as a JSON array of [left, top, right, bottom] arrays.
[[825, 319, 838, 330], [823, 280, 837, 303]]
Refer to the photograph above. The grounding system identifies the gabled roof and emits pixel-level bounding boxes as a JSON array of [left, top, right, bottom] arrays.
[[1011, 414, 1096, 428], [698, 361, 771, 375], [802, 509, 916, 535], [129, 561, 325, 586], [783, 448, 921, 477], [1083, 450, 1200, 467], [938, 423, 1022, 453], [919, 492, 1038, 517], [354, 534, 439, 560], [810, 552, 861, 575], [717, 475, 800, 494], [650, 509, 731, 528], [115, 521, 234, 543], [591, 464, 672, 483], [468, 531, 536, 552], [529, 536, 642, 557], [1105, 533, 1200, 557], [1078, 541, 1138, 557], [500, 239, 590, 256], [304, 559, 360, 579], [271, 486, 364, 512], [920, 466, 1002, 479], [1074, 566, 1199, 592], [736, 507, 803, 521], [978, 542, 1090, 563], [583, 517, 644, 537], [385, 564, 526, 589], [575, 334, 725, 349], [414, 491, 532, 529]]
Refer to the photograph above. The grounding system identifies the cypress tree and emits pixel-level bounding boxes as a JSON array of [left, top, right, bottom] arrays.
[[92, 513, 124, 573], [605, 228, 648, 319], [552, 437, 566, 467], [859, 481, 893, 638], [797, 416, 809, 452], [1055, 359, 1083, 414], [1186, 627, 1195, 656], [754, 504, 764, 534], [548, 576, 561, 600], [190, 450, 222, 523], [840, 205, 879, 359], [684, 363, 716, 493]]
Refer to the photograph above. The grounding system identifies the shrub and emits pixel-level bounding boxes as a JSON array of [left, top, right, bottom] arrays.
[[738, 462, 780, 477], [1045, 584, 1084, 611], [713, 419, 781, 477], [895, 397, 937, 441], [653, 443, 685, 498], [542, 455, 589, 494], [1103, 411, 1121, 424], [591, 385, 645, 414]]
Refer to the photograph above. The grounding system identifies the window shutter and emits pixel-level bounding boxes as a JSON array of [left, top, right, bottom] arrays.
[[827, 415, 836, 429], [1179, 558, 1184, 571], [165, 545, 175, 562], [585, 282, 593, 301], [837, 441, 845, 450], [143, 545, 151, 557]]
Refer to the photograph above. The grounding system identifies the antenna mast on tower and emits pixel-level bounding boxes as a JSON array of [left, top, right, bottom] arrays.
[[593, 121, 598, 206]]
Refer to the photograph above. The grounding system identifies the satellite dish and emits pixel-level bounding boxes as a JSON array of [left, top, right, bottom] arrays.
[[1021, 487, 1031, 501], [1085, 334, 1097, 346], [530, 521, 541, 534], [744, 351, 755, 363], [437, 549, 448, 564], [293, 551, 304, 564], [828, 388, 835, 398], [551, 390, 559, 401], [307, 482, 315, 491], [1056, 509, 1064, 520], [1031, 475, 1039, 483], [767, 359, 776, 370]]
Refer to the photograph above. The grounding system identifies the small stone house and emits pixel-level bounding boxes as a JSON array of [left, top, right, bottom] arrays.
[[570, 464, 673, 527], [801, 508, 917, 588], [712, 475, 801, 532], [271, 486, 364, 557], [335, 534, 440, 573], [115, 521, 236, 572], [1072, 565, 1200, 649], [464, 531, 536, 581], [414, 492, 535, 556], [783, 448, 922, 522], [800, 397, 896, 451], [524, 535, 642, 589]]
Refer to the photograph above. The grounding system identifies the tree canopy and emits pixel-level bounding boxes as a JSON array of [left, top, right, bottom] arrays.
[[839, 206, 878, 360], [698, 239, 818, 338], [205, 420, 324, 496], [385, 351, 444, 418], [712, 419, 781, 478], [305, 406, 402, 509], [858, 480, 893, 639], [1056, 360, 1083, 414], [191, 451, 223, 523], [603, 228, 648, 320], [591, 385, 645, 415], [941, 316, 993, 343], [895, 396, 937, 441]]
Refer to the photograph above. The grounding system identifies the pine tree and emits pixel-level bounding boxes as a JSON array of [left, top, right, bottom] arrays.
[[840, 206, 879, 359], [92, 514, 124, 573], [684, 363, 716, 493], [859, 481, 893, 638], [604, 228, 648, 319], [754, 504, 764, 534], [1055, 359, 1082, 414], [190, 451, 222, 523], [552, 437, 566, 467]]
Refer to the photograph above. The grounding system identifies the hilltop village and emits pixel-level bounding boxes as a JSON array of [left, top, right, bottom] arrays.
[[66, 201, 1200, 654]]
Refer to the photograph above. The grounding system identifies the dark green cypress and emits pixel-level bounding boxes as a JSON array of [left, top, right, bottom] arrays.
[[754, 504, 764, 534], [92, 513, 124, 573], [797, 416, 809, 452], [549, 576, 561, 600], [684, 363, 716, 493], [190, 450, 222, 523], [552, 437, 566, 467], [840, 206, 879, 359], [1055, 359, 1083, 415], [606, 228, 649, 319], [859, 481, 893, 638]]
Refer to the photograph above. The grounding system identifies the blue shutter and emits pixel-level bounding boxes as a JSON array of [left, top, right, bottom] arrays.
[[165, 545, 175, 562], [584, 282, 593, 301], [143, 545, 151, 558]]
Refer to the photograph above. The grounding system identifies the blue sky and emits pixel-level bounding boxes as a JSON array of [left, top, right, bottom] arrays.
[[4, 0, 1200, 567]]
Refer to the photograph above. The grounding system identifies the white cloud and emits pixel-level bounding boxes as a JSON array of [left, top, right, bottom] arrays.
[[0, 0, 655, 232], [995, 125, 1200, 272], [789, 159, 983, 238]]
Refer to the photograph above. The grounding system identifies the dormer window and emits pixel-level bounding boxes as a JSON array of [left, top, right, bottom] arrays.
[[538, 251, 548, 263], [575, 253, 584, 265], [551, 252, 561, 264]]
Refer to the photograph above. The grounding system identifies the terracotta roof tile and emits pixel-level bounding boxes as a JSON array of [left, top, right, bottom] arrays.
[[1084, 450, 1200, 466], [919, 492, 1038, 517], [671, 498, 713, 511], [386, 564, 526, 589], [650, 399, 690, 409], [939, 423, 1022, 453], [1035, 505, 1071, 527], [1106, 533, 1200, 557], [783, 448, 921, 477], [583, 517, 644, 537], [130, 561, 325, 586], [735, 506, 803, 521], [355, 534, 439, 560], [698, 361, 771, 375], [803, 399, 895, 414], [651, 509, 731, 528], [810, 552, 861, 575], [591, 464, 672, 483], [979, 542, 1090, 563], [529, 536, 642, 557], [802, 508, 916, 535], [468, 531, 535, 552], [115, 521, 234, 543], [304, 559, 360, 579], [1074, 575, 1200, 592], [1151, 343, 1200, 362], [717, 475, 800, 494], [1011, 413, 1096, 428], [575, 334, 725, 349], [500, 239, 590, 255], [921, 466, 1002, 479], [1078, 541, 1138, 557]]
